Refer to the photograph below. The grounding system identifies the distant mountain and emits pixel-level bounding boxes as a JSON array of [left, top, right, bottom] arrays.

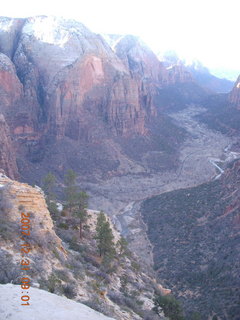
[[186, 64, 234, 94], [159, 51, 234, 93], [0, 17, 206, 184]]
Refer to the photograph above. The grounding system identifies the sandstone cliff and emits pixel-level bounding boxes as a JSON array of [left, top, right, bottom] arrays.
[[0, 15, 196, 182], [0, 115, 18, 179], [229, 75, 240, 109], [10, 16, 151, 139]]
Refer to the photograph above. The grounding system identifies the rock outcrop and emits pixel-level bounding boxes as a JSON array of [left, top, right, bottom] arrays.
[[113, 35, 166, 83], [0, 115, 18, 179], [164, 64, 193, 85], [229, 75, 240, 109], [0, 173, 62, 250]]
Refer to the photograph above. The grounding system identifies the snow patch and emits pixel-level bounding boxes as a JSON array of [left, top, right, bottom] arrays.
[[56, 202, 63, 212], [0, 284, 115, 320]]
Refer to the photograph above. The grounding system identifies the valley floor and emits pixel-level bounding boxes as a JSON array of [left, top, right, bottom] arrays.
[[82, 105, 239, 265]]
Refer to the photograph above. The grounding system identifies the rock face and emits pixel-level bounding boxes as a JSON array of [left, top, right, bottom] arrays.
[[0, 173, 62, 249], [164, 64, 193, 85], [141, 160, 240, 319], [0, 15, 200, 182], [229, 75, 240, 109], [9, 16, 153, 139], [113, 35, 166, 83], [0, 115, 18, 179], [0, 52, 22, 112], [160, 52, 234, 93]]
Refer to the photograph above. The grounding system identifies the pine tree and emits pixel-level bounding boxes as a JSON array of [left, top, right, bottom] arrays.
[[74, 191, 89, 239], [42, 172, 58, 219], [42, 172, 56, 200], [64, 169, 77, 211], [95, 211, 116, 260]]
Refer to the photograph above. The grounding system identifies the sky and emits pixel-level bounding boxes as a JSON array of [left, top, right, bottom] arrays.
[[1, 0, 240, 80]]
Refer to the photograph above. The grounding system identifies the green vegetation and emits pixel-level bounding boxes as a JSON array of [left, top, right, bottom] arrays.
[[95, 211, 116, 264], [64, 169, 78, 211], [153, 294, 185, 320], [42, 172, 56, 200], [142, 176, 240, 319], [73, 191, 89, 239], [42, 172, 59, 219], [117, 236, 130, 257], [63, 169, 90, 239]]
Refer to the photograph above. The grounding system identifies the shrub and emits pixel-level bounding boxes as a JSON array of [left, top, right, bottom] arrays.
[[47, 273, 61, 293], [83, 295, 115, 318], [0, 251, 20, 284], [58, 222, 69, 230], [48, 201, 59, 219], [153, 294, 185, 320], [52, 248, 60, 260], [95, 270, 111, 284], [63, 283, 77, 299], [55, 269, 70, 282], [131, 260, 141, 272], [107, 290, 125, 305], [143, 310, 162, 320]]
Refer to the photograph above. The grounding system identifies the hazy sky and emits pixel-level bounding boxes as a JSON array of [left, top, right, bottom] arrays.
[[1, 0, 240, 79]]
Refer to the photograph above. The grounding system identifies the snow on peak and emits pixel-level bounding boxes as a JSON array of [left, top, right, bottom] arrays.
[[0, 16, 15, 31], [22, 16, 91, 47]]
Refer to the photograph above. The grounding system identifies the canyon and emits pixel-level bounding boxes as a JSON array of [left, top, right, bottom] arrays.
[[0, 15, 240, 320]]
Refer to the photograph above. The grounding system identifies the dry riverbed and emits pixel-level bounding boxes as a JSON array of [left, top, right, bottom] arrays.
[[82, 106, 239, 266]]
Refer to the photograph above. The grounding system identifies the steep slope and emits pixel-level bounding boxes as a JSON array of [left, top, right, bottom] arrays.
[[0, 174, 167, 320], [188, 66, 234, 93], [141, 160, 240, 319], [196, 75, 240, 135], [160, 51, 234, 93], [113, 35, 166, 84]]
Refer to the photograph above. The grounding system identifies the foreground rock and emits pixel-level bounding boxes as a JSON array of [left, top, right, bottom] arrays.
[[0, 174, 166, 320], [0, 284, 115, 320]]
